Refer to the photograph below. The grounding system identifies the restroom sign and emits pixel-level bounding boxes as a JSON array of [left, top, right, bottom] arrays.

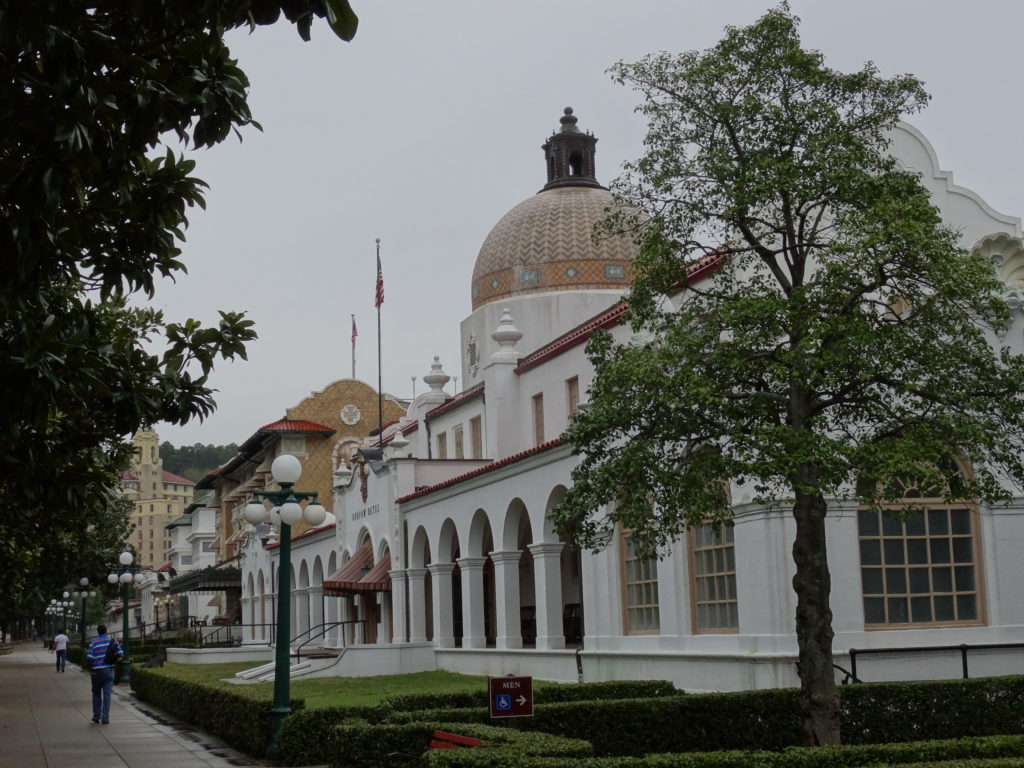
[[488, 675, 533, 718]]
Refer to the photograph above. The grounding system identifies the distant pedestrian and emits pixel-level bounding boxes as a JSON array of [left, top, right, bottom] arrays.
[[86, 625, 122, 724], [53, 631, 69, 672]]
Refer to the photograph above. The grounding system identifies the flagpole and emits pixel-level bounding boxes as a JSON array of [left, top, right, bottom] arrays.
[[375, 238, 384, 441], [351, 314, 356, 379]]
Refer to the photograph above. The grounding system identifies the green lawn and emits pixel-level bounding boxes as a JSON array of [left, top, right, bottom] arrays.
[[147, 663, 493, 709]]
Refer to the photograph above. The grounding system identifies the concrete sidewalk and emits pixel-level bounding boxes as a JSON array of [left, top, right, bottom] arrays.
[[0, 641, 264, 767]]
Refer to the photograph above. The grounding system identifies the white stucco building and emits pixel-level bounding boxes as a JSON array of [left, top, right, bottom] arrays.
[[233, 110, 1024, 689]]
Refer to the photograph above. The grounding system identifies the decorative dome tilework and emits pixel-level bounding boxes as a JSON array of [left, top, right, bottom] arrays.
[[471, 186, 639, 309]]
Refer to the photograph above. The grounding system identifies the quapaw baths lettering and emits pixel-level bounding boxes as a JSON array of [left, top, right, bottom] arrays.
[[352, 504, 380, 521]]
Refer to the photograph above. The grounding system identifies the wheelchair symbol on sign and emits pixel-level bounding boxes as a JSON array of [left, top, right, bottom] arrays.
[[495, 694, 512, 711]]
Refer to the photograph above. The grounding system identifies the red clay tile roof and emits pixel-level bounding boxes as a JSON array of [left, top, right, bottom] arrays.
[[515, 302, 627, 374], [395, 438, 566, 504], [258, 418, 335, 434], [162, 470, 192, 484], [425, 382, 485, 421]]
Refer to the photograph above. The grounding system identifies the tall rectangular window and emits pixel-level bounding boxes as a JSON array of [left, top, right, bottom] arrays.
[[620, 529, 660, 634], [690, 524, 738, 632], [453, 425, 465, 459], [532, 393, 545, 446], [436, 432, 448, 459], [566, 376, 580, 417], [470, 416, 483, 459]]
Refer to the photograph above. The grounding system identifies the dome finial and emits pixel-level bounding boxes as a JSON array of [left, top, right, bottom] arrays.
[[560, 106, 580, 134]]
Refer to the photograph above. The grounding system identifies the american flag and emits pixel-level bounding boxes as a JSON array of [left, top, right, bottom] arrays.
[[351, 315, 357, 345], [374, 240, 384, 308]]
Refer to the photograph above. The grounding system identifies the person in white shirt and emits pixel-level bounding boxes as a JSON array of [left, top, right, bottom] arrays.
[[53, 631, 69, 672]]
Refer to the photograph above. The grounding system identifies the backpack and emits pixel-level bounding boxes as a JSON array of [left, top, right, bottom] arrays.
[[102, 638, 120, 665]]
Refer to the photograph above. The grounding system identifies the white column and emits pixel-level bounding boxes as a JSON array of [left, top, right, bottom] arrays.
[[240, 597, 253, 642], [308, 586, 324, 643], [490, 550, 522, 649], [530, 542, 565, 650], [407, 568, 428, 642], [380, 591, 392, 644], [263, 594, 274, 642], [325, 594, 340, 647], [295, 588, 310, 643], [389, 569, 408, 643], [456, 557, 487, 649], [427, 562, 456, 648]]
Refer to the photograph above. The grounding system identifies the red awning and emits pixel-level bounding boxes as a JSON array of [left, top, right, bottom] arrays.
[[359, 553, 391, 592], [323, 543, 373, 596]]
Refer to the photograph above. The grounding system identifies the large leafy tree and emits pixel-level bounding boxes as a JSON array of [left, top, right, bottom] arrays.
[[553, 6, 1024, 745], [0, 1, 357, 617]]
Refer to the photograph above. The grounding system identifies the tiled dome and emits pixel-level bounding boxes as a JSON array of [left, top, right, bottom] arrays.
[[470, 108, 639, 311], [471, 187, 638, 310]]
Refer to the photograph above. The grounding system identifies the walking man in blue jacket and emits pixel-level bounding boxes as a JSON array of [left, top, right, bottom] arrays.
[[86, 624, 122, 724]]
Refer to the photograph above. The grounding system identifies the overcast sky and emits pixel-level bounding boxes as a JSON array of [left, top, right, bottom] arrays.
[[154, 0, 1024, 447]]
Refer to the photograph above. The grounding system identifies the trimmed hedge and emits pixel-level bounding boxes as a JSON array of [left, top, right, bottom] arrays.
[[386, 690, 801, 756], [317, 720, 591, 768], [385, 676, 1024, 758], [839, 676, 1024, 744], [130, 666, 303, 757], [281, 718, 590, 768], [69, 641, 165, 680], [414, 734, 1024, 768], [384, 680, 679, 713]]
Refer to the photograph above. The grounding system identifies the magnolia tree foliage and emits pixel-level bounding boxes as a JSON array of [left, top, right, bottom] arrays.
[[553, 6, 1024, 745], [0, 0, 357, 616]]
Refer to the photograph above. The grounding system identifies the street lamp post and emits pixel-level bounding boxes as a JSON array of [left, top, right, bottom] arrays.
[[73, 577, 94, 649], [108, 551, 144, 684], [61, 591, 70, 633], [242, 454, 326, 760]]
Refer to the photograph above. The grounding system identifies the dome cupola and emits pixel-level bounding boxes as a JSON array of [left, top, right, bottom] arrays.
[[541, 107, 602, 191], [470, 107, 638, 310]]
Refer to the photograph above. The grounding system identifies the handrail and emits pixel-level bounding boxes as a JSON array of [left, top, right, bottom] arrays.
[[833, 662, 860, 684], [848, 641, 1024, 683], [173, 622, 276, 649], [292, 620, 364, 659]]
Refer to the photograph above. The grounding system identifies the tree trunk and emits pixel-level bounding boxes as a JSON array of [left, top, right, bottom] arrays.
[[791, 486, 841, 745]]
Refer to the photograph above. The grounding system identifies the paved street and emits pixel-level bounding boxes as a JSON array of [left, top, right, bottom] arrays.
[[0, 641, 265, 767]]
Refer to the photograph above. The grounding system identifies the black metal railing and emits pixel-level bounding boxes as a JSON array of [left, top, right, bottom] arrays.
[[848, 641, 1024, 683], [291, 620, 364, 659]]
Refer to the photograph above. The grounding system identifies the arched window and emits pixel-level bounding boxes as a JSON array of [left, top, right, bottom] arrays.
[[857, 460, 983, 628]]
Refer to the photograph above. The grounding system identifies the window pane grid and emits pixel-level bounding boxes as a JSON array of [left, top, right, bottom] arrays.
[[621, 531, 660, 634], [859, 504, 979, 628], [690, 524, 738, 633]]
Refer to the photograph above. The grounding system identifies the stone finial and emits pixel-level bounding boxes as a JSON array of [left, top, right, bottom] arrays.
[[560, 106, 580, 133], [333, 461, 353, 489], [419, 356, 450, 405], [423, 356, 450, 394], [490, 308, 523, 363], [387, 430, 410, 459]]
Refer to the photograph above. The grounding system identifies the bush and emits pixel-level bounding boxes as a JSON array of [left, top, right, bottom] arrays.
[[69, 640, 163, 680], [386, 676, 1024, 758], [319, 721, 591, 768], [277, 706, 391, 765], [840, 676, 1024, 743], [130, 666, 303, 757], [415, 734, 1024, 768], [384, 680, 678, 713]]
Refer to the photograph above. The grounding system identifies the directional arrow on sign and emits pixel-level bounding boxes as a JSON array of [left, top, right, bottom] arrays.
[[517, 695, 527, 706]]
